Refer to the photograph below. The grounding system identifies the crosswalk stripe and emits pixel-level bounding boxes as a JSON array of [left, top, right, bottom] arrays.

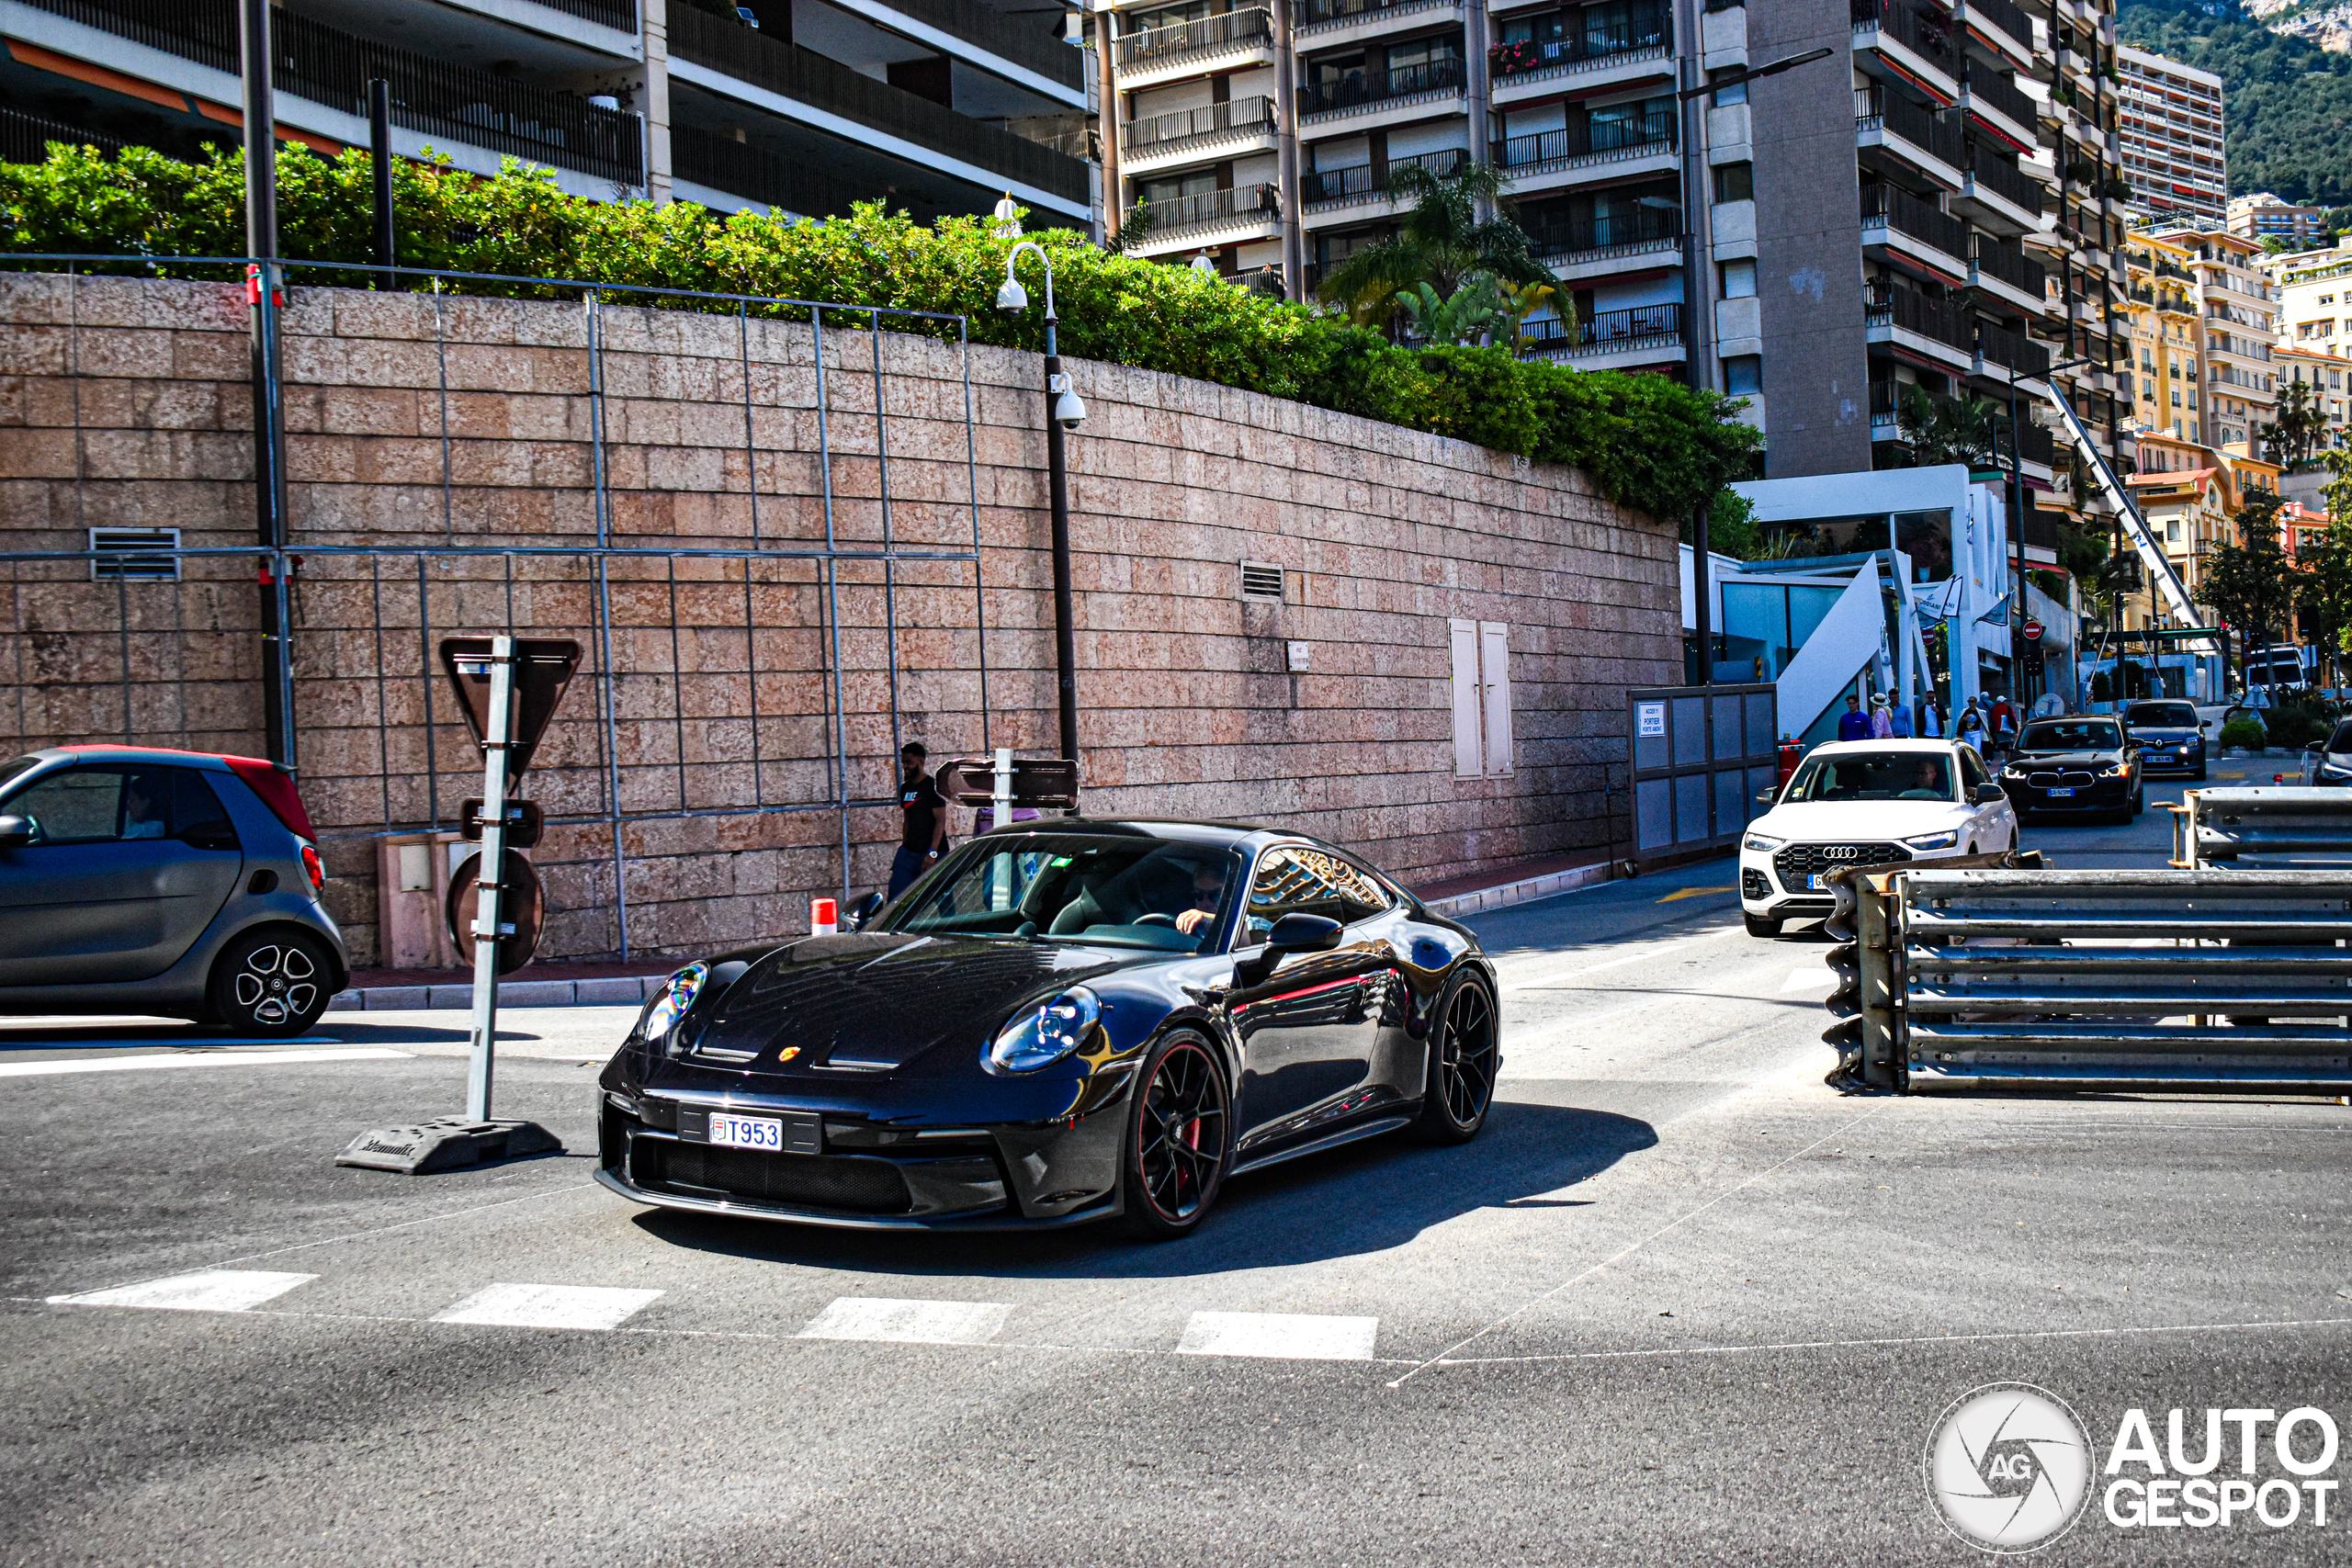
[[433, 1282, 663, 1332], [0, 1048, 409, 1079], [1780, 966, 1836, 994], [1176, 1311, 1379, 1361], [797, 1296, 1010, 1346], [49, 1269, 317, 1313]]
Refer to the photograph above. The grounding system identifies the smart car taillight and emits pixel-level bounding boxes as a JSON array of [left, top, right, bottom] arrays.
[[300, 843, 325, 893]]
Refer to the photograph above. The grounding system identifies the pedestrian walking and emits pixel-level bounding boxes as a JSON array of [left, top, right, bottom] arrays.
[[1838, 694, 1871, 742], [1888, 699, 1914, 738], [888, 741, 946, 899], [1868, 694, 1895, 739], [1958, 701, 1987, 753], [1920, 694, 1944, 738]]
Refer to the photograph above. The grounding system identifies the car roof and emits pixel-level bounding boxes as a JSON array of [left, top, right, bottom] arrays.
[[983, 817, 1288, 851], [1804, 739, 1965, 755], [24, 745, 242, 771]]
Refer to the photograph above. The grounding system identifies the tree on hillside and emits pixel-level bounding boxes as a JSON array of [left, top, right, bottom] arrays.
[[1317, 164, 1550, 330], [2118, 1, 2352, 206]]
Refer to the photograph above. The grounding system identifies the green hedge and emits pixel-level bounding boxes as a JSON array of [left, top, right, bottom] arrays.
[[0, 143, 1759, 523]]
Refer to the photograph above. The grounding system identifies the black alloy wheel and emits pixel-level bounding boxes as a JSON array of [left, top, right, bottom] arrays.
[[1413, 975, 1498, 1145], [1119, 1032, 1229, 1241], [208, 927, 334, 1036]]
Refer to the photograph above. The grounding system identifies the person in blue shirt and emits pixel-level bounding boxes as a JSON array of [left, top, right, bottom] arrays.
[[1838, 694, 1871, 741], [1889, 698, 1915, 737]]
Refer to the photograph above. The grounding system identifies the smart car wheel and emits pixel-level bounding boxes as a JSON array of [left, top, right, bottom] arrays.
[[1412, 974, 1498, 1145], [1118, 1032, 1229, 1241], [208, 929, 333, 1037]]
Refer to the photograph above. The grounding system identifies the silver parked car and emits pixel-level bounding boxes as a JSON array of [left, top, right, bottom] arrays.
[[0, 747, 347, 1034]]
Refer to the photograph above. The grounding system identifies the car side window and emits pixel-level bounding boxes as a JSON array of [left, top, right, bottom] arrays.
[[1, 766, 231, 846], [1957, 749, 1988, 791], [1244, 844, 1390, 939]]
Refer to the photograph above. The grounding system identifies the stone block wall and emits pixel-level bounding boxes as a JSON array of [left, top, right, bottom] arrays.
[[0, 272, 1677, 965]]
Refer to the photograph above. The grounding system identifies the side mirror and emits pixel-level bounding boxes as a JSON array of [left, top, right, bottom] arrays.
[[2309, 740, 2328, 753], [0, 814, 28, 850], [1265, 912, 1343, 953], [1972, 784, 2007, 805], [845, 891, 886, 932]]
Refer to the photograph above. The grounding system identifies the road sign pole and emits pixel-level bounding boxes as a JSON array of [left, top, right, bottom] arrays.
[[464, 636, 515, 1122], [992, 746, 1013, 829]]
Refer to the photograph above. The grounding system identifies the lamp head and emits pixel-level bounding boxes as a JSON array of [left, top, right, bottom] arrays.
[[1049, 371, 1085, 429], [996, 276, 1028, 313]]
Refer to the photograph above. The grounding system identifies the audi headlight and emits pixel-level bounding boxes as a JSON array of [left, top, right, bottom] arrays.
[[637, 962, 707, 1048], [1743, 832, 1783, 852], [1903, 829, 1960, 851], [988, 986, 1101, 1073]]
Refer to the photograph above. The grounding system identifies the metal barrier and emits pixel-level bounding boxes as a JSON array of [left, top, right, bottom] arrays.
[[1824, 865, 2352, 1095], [2168, 786, 2352, 868], [1626, 682, 1778, 863]]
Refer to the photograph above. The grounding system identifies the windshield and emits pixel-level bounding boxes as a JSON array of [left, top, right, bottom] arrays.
[[2124, 702, 2197, 728], [881, 832, 1244, 953], [2019, 720, 2120, 751], [2329, 721, 2352, 753], [1782, 751, 1953, 803], [0, 755, 40, 799]]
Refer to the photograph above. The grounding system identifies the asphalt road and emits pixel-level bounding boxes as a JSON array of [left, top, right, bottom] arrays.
[[2, 758, 2346, 1566]]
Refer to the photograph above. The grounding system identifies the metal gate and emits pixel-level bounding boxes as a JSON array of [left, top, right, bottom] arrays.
[[1627, 682, 1778, 862]]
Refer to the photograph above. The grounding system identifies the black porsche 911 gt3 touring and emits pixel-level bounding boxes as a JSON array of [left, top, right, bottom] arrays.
[[595, 818, 1500, 1239]]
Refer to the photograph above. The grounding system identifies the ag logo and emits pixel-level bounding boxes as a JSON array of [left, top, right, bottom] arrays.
[[1923, 1383, 2093, 1552]]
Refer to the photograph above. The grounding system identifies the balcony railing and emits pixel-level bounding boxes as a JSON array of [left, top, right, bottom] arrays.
[[23, 0, 642, 182], [1302, 0, 1458, 26], [1851, 0, 1961, 79], [1300, 147, 1464, 203], [683, 0, 1076, 87], [1972, 237, 2047, 299], [672, 124, 877, 218], [1975, 318, 2052, 378], [1487, 0, 1670, 79], [1117, 6, 1272, 67], [1856, 85, 1961, 168], [1122, 94, 1277, 152], [1231, 265, 1287, 299], [1129, 183, 1280, 236], [1961, 68, 2035, 133], [1494, 107, 1676, 169], [1866, 286, 1973, 355], [1959, 0, 2031, 58], [2019, 498, 2058, 547], [1300, 55, 1466, 115], [1, 106, 127, 162], [1523, 302, 1683, 356], [1861, 183, 1968, 262], [1528, 204, 1681, 262], [672, 6, 1085, 197], [1964, 152, 2045, 217]]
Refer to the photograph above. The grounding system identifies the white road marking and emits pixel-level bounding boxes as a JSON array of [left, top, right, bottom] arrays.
[[1177, 1311, 1380, 1361], [50, 1269, 317, 1313], [1500, 942, 1690, 993], [433, 1282, 663, 1332], [1779, 965, 1836, 993], [797, 1296, 1010, 1346], [0, 1048, 410, 1079]]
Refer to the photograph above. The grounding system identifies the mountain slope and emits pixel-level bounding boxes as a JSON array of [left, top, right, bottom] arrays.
[[2119, 0, 2352, 206]]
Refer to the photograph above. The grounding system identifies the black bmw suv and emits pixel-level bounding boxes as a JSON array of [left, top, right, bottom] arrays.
[[1997, 716, 2144, 823]]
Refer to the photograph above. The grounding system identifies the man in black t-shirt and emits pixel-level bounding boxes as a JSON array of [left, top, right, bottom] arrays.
[[889, 742, 946, 898]]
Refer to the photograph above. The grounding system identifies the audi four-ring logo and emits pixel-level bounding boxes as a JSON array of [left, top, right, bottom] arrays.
[[1826, 845, 1859, 859]]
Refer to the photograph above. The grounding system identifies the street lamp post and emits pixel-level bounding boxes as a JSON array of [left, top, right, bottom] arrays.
[[998, 243, 1089, 778], [2001, 355, 2098, 710]]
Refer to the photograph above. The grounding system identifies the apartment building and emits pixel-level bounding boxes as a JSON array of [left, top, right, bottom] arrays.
[[2144, 223, 2275, 454], [2114, 43, 2223, 227], [2228, 191, 2324, 251], [0, 0, 1093, 227], [1095, 0, 2130, 502], [2269, 238, 2352, 359], [2121, 231, 2203, 443], [2275, 343, 2352, 452], [2118, 429, 2278, 635]]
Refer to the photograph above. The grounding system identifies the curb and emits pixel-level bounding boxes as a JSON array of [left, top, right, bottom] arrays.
[[1419, 860, 1614, 919], [323, 859, 1623, 1011]]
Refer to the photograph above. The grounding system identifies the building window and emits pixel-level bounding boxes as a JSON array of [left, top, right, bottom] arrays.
[[1710, 67, 1747, 106], [1719, 259, 1757, 299], [2167, 520, 2180, 541], [1724, 355, 1762, 395], [1713, 162, 1753, 203]]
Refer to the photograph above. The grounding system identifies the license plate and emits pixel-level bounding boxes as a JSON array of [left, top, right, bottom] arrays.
[[709, 1111, 784, 1151], [2048, 787, 2075, 797], [1807, 874, 1825, 889]]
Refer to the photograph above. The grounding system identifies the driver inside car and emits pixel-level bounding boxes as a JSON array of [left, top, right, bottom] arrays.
[[1171, 861, 1226, 938]]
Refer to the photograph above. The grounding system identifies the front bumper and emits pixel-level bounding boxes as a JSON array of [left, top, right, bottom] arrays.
[[1740, 841, 1925, 919], [595, 1079, 1131, 1231], [2002, 777, 2132, 811], [2137, 743, 2205, 776]]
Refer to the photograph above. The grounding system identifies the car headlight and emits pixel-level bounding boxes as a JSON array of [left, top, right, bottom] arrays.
[[987, 986, 1101, 1073], [2099, 761, 2130, 777], [1902, 829, 1960, 851], [2323, 761, 2352, 779], [637, 962, 707, 1048], [1743, 832, 1783, 852], [2000, 762, 2028, 777]]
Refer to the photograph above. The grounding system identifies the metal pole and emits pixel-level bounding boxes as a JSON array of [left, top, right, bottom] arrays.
[[241, 0, 288, 765], [2007, 377, 2028, 706], [1690, 500, 1711, 686], [368, 78, 393, 278], [465, 636, 515, 1123], [1043, 310, 1080, 771]]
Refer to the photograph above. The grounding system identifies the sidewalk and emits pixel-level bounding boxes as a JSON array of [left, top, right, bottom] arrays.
[[326, 847, 1628, 1011]]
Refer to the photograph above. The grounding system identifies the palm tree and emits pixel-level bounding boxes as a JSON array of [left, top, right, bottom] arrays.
[[1316, 163, 1550, 330], [1393, 278, 1507, 345], [1895, 385, 2009, 469]]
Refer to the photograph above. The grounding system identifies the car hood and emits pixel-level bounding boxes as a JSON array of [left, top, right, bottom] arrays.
[[1752, 799, 1975, 841], [683, 932, 1136, 1074], [2127, 728, 2201, 742], [2010, 750, 2120, 767]]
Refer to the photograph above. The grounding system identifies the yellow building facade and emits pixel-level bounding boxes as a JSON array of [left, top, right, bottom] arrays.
[[2123, 235, 2208, 445]]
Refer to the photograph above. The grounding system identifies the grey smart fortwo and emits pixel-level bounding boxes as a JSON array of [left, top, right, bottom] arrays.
[[0, 746, 348, 1034]]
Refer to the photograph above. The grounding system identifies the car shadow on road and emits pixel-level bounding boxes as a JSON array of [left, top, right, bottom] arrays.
[[629, 1100, 1657, 1280]]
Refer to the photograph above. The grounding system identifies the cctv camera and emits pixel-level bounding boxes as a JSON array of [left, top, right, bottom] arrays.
[[1050, 372, 1085, 428], [996, 277, 1027, 313]]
